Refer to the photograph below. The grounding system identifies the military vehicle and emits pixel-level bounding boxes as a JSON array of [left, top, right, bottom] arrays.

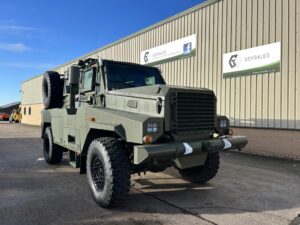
[[41, 58, 248, 208]]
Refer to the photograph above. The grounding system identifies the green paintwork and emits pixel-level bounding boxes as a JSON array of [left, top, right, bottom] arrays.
[[42, 59, 248, 171]]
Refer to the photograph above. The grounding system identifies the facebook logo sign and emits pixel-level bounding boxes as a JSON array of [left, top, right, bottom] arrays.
[[183, 42, 192, 54]]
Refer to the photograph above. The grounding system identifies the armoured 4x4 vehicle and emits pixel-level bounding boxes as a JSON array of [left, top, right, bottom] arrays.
[[41, 58, 247, 208]]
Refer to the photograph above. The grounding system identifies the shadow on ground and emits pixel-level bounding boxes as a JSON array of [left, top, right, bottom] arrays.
[[0, 137, 299, 225]]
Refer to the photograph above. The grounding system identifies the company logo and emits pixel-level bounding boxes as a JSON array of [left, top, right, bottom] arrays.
[[144, 51, 149, 63], [183, 42, 192, 54], [229, 54, 239, 68]]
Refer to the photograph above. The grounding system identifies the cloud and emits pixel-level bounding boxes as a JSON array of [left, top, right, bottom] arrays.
[[0, 21, 72, 43], [0, 42, 30, 52], [0, 62, 54, 69], [0, 24, 45, 35]]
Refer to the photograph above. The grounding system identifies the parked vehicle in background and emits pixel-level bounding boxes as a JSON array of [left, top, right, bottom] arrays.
[[41, 58, 248, 208], [0, 112, 10, 121]]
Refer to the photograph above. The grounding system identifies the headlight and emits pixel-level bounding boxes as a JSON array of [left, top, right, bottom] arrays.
[[217, 115, 230, 135], [219, 119, 228, 128], [147, 122, 158, 133]]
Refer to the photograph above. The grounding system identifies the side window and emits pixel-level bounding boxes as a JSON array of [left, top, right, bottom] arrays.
[[82, 69, 95, 92], [24, 107, 26, 115], [29, 107, 31, 115]]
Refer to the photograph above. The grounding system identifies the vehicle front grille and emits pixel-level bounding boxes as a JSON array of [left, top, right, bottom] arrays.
[[171, 92, 215, 133]]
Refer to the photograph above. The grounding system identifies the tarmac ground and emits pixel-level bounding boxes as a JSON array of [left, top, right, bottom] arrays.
[[0, 123, 299, 225]]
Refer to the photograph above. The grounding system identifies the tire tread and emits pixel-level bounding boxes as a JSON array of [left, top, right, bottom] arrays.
[[43, 71, 63, 109], [179, 152, 220, 184], [43, 127, 63, 164], [88, 137, 130, 208]]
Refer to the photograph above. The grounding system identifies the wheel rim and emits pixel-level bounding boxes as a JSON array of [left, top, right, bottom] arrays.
[[91, 155, 105, 191]]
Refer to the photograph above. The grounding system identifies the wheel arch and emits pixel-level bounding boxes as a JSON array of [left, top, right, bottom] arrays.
[[79, 128, 123, 174], [41, 122, 51, 139]]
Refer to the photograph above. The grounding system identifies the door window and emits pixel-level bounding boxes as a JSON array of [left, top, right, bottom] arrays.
[[82, 69, 95, 92]]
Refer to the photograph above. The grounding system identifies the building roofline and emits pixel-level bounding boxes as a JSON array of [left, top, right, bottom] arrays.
[[22, 0, 219, 84], [22, 74, 43, 84], [0, 101, 21, 109]]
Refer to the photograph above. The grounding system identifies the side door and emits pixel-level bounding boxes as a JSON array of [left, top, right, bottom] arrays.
[[77, 66, 100, 152]]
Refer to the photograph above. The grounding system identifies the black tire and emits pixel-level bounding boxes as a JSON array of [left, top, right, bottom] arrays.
[[86, 137, 130, 208], [42, 71, 64, 109], [178, 152, 220, 184], [43, 127, 63, 164]]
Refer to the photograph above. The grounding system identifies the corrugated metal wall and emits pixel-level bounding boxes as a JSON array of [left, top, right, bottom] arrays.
[[46, 0, 300, 129], [21, 76, 43, 105]]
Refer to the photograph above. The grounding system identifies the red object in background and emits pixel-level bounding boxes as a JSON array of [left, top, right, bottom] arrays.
[[0, 113, 10, 121]]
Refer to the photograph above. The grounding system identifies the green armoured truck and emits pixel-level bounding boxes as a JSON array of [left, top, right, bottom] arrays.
[[41, 58, 247, 208]]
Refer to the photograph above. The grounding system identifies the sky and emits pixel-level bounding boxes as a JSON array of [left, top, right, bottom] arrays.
[[0, 0, 204, 106]]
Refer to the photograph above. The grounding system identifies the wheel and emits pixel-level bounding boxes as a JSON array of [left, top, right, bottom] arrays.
[[86, 137, 130, 208], [178, 152, 220, 184], [43, 127, 63, 164], [42, 71, 64, 109]]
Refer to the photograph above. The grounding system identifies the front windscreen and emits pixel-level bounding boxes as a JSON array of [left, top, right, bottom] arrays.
[[106, 62, 165, 90]]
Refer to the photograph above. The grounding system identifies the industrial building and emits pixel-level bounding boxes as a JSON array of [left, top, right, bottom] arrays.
[[21, 0, 300, 159], [0, 102, 20, 115]]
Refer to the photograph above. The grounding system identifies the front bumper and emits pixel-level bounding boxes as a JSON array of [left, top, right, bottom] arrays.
[[133, 136, 248, 164]]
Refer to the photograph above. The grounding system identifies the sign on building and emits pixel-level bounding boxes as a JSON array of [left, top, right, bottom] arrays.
[[140, 34, 196, 65], [223, 42, 281, 78]]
